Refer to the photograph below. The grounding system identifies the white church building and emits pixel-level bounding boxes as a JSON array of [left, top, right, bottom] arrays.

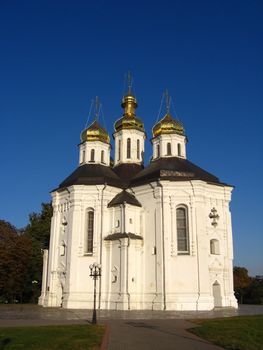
[[39, 86, 237, 311]]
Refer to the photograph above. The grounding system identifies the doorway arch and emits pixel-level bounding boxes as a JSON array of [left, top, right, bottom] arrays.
[[212, 281, 222, 307]]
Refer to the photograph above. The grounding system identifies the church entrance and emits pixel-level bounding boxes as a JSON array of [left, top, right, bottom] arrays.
[[212, 281, 222, 307]]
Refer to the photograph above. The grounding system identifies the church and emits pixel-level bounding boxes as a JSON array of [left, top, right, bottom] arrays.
[[39, 82, 237, 311]]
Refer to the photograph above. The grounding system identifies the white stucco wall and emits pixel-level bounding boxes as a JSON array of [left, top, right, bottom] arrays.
[[40, 178, 237, 310], [113, 129, 145, 165]]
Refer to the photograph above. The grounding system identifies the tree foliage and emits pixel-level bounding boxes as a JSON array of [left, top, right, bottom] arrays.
[[243, 277, 263, 305], [234, 266, 263, 305], [0, 220, 31, 302], [233, 266, 251, 304], [0, 204, 52, 303], [23, 203, 53, 302]]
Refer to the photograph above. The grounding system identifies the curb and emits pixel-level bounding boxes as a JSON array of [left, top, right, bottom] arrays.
[[100, 323, 109, 350]]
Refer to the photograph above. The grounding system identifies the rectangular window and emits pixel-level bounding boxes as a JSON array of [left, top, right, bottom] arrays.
[[82, 150, 85, 163], [118, 140, 121, 161], [176, 207, 189, 253], [85, 211, 94, 254], [157, 144, 160, 158], [90, 149, 95, 162], [127, 138, 131, 159], [101, 150, 105, 163]]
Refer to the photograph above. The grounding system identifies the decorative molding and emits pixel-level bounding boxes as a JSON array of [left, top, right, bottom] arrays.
[[209, 207, 219, 227]]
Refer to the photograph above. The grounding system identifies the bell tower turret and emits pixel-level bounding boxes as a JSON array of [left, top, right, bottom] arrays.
[[113, 74, 146, 166], [79, 97, 111, 166], [152, 91, 187, 160]]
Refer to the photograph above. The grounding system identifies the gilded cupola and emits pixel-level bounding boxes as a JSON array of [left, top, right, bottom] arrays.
[[81, 120, 110, 144], [81, 97, 110, 144], [114, 74, 145, 133], [152, 90, 185, 138], [152, 113, 185, 138]]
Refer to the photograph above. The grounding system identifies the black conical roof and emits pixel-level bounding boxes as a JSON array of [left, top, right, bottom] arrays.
[[108, 190, 142, 207]]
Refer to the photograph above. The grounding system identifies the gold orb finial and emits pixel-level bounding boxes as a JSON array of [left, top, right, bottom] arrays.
[[114, 73, 145, 133]]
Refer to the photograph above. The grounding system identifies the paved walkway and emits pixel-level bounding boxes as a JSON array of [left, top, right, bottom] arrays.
[[107, 319, 223, 350], [0, 305, 263, 349]]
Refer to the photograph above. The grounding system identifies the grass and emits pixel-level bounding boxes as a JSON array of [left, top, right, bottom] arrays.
[[0, 324, 105, 350], [189, 315, 263, 350]]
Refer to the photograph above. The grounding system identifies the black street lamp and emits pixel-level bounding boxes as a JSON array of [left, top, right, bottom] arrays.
[[89, 262, 102, 324]]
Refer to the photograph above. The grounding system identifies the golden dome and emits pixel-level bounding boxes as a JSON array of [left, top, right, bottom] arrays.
[[114, 94, 145, 133], [152, 113, 185, 138], [81, 120, 110, 144]]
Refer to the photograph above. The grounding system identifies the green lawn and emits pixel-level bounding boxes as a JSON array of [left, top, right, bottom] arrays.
[[0, 324, 105, 350], [189, 315, 263, 350]]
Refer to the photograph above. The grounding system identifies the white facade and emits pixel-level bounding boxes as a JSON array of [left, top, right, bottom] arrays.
[[39, 92, 237, 311], [79, 140, 111, 166], [113, 129, 145, 166], [152, 133, 186, 160]]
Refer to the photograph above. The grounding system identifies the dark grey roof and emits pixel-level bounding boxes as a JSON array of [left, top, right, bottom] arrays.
[[58, 164, 122, 189], [108, 190, 142, 208], [57, 157, 224, 192], [130, 157, 221, 186], [112, 163, 143, 188], [104, 232, 143, 241]]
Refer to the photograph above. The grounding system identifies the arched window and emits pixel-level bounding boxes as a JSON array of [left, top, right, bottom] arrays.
[[84, 209, 94, 254], [176, 206, 189, 254], [210, 239, 220, 255], [156, 144, 160, 158], [127, 138, 131, 159], [90, 149, 95, 162], [60, 241, 66, 256], [82, 150, 85, 163], [137, 139, 140, 159], [177, 143, 181, 156], [101, 150, 105, 163], [167, 142, 171, 155], [118, 140, 121, 161]]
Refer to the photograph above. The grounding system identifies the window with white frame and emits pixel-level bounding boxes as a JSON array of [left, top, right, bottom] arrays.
[[127, 138, 131, 158], [101, 150, 105, 163], [118, 140, 121, 161], [156, 144, 160, 158], [167, 142, 171, 155], [210, 239, 220, 255], [90, 149, 95, 162], [176, 206, 189, 254], [82, 150, 85, 163], [177, 143, 181, 156], [84, 209, 94, 254], [137, 139, 140, 159]]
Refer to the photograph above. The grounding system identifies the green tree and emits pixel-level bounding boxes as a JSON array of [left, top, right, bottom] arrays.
[[233, 266, 251, 304], [0, 220, 32, 303], [23, 203, 53, 303], [244, 277, 263, 305]]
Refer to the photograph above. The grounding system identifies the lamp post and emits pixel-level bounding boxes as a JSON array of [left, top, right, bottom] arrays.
[[89, 262, 102, 324]]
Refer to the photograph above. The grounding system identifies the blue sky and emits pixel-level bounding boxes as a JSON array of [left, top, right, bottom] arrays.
[[0, 0, 262, 276]]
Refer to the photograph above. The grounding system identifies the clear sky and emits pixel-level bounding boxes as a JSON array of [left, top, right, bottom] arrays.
[[0, 0, 262, 276]]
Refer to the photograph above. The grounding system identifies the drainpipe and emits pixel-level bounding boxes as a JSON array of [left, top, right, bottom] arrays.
[[149, 183, 158, 309], [190, 181, 201, 310], [99, 183, 107, 309], [195, 208, 201, 311], [126, 233, 131, 310], [118, 238, 122, 297], [157, 180, 166, 310], [123, 201, 131, 309]]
